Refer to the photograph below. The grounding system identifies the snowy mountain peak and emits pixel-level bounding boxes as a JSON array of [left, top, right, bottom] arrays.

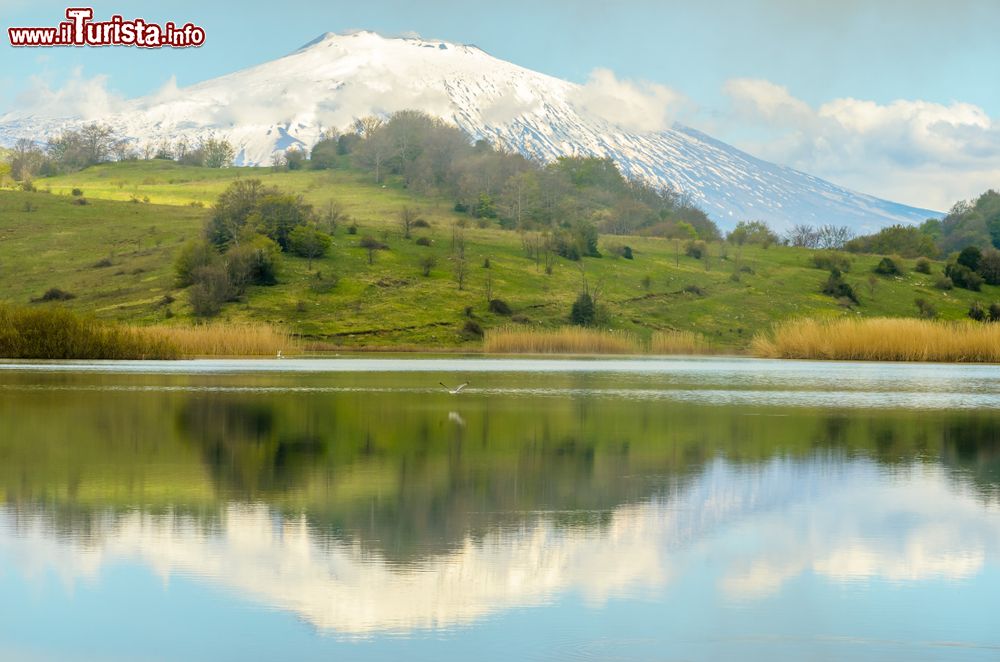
[[0, 30, 940, 232]]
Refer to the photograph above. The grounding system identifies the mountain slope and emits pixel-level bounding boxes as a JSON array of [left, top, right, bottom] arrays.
[[0, 30, 940, 233]]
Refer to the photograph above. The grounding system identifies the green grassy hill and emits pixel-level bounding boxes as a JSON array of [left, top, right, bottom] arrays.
[[0, 160, 994, 349]]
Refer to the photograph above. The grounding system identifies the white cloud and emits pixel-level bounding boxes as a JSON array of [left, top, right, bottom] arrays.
[[570, 68, 685, 134], [14, 67, 126, 121], [721, 78, 1000, 210]]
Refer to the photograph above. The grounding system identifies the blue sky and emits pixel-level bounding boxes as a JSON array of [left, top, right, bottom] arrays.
[[1, 0, 998, 208]]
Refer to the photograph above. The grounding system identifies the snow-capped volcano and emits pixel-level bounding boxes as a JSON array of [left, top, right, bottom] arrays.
[[0, 30, 940, 232]]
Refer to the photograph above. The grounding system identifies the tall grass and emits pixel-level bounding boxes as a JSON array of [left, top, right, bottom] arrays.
[[0, 305, 179, 359], [753, 317, 1000, 363], [134, 322, 297, 357], [0, 305, 296, 359], [650, 330, 713, 355], [484, 326, 642, 355]]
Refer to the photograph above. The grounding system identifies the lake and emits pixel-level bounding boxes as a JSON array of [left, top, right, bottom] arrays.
[[1, 357, 998, 660]]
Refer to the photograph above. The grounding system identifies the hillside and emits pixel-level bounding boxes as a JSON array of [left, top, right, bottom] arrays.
[[0, 30, 939, 234], [0, 160, 993, 350]]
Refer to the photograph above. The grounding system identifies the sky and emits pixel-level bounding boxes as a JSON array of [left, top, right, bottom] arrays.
[[1, 0, 998, 210]]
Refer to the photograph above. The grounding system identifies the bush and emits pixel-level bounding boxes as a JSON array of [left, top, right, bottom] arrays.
[[92, 257, 113, 268], [189, 264, 233, 317], [415, 236, 432, 246], [957, 246, 982, 272], [70, 188, 83, 197], [914, 298, 937, 319], [812, 251, 852, 272], [413, 219, 431, 228], [991, 303, 1000, 323], [72, 197, 88, 206], [934, 276, 954, 290], [822, 269, 859, 304], [570, 292, 596, 326], [978, 249, 1000, 285], [873, 256, 901, 276], [31, 287, 76, 302], [419, 255, 437, 277], [915, 257, 932, 274], [226, 235, 280, 290], [288, 224, 332, 261], [946, 263, 984, 291], [685, 240, 707, 260], [359, 236, 388, 250], [969, 301, 987, 322], [347, 223, 358, 235], [683, 284, 706, 296], [462, 320, 484, 338], [488, 299, 512, 315], [175, 239, 219, 287]]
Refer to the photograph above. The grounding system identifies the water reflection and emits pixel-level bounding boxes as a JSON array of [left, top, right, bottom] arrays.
[[1, 363, 1000, 654]]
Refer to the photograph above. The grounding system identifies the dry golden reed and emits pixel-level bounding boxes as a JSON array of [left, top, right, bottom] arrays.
[[650, 330, 713, 355], [484, 326, 642, 355], [752, 317, 1000, 363], [133, 322, 298, 357]]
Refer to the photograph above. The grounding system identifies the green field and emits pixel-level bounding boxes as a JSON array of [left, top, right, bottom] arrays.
[[1, 160, 994, 349]]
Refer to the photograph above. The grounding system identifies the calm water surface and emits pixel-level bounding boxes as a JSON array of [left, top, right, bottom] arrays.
[[1, 357, 998, 660]]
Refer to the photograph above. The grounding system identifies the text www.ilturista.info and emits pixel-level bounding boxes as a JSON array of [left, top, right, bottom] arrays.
[[7, 8, 205, 48]]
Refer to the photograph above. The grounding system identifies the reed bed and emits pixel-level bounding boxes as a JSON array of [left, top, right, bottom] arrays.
[[752, 317, 1000, 363], [484, 326, 643, 355], [649, 330, 713, 355], [0, 305, 296, 359], [134, 322, 298, 357], [0, 305, 179, 359]]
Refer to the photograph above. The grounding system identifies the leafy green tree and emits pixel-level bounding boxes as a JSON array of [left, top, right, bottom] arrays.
[[250, 194, 312, 251], [570, 292, 596, 326], [288, 224, 332, 269]]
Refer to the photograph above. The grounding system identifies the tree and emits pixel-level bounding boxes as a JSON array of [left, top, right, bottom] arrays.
[[10, 138, 47, 180], [202, 138, 234, 168], [452, 256, 468, 290], [570, 292, 596, 326], [310, 136, 340, 169], [206, 180, 273, 247], [359, 236, 387, 265], [250, 194, 312, 251], [727, 220, 778, 248], [398, 206, 420, 239], [419, 255, 437, 277], [288, 224, 332, 269]]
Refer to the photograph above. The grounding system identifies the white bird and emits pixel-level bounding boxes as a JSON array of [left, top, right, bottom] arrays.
[[440, 381, 468, 394], [276, 350, 284, 359]]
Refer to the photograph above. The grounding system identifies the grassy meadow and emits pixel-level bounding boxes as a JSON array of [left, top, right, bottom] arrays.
[[2, 160, 999, 353]]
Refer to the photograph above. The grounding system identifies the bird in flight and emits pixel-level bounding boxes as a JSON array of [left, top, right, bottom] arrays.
[[440, 382, 469, 394]]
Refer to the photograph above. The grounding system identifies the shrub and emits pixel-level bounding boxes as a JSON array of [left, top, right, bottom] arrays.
[[419, 255, 437, 277], [226, 235, 280, 290], [978, 249, 1000, 285], [72, 197, 88, 206], [683, 284, 706, 296], [347, 223, 358, 235], [462, 319, 484, 338], [415, 236, 432, 246], [969, 301, 987, 322], [70, 188, 83, 197], [991, 303, 1000, 323], [935, 276, 953, 290], [92, 257, 113, 268], [288, 224, 332, 264], [488, 299, 512, 315], [685, 240, 707, 260], [822, 269, 859, 304], [914, 298, 937, 319], [31, 287, 76, 302], [957, 246, 982, 272], [812, 251, 852, 272], [413, 218, 431, 228], [915, 257, 932, 274], [873, 256, 901, 276], [189, 264, 234, 317], [946, 263, 984, 291], [174, 239, 219, 287], [570, 292, 596, 326]]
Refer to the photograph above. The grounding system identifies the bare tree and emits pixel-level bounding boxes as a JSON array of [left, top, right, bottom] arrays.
[[322, 201, 346, 234], [399, 206, 419, 239], [453, 257, 468, 290]]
